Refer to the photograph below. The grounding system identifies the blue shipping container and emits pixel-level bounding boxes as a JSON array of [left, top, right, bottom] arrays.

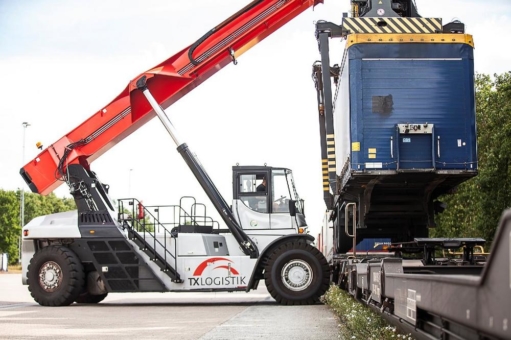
[[335, 43, 477, 173]]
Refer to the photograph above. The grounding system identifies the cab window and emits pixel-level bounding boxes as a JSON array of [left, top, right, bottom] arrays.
[[239, 174, 268, 213], [272, 170, 290, 213]]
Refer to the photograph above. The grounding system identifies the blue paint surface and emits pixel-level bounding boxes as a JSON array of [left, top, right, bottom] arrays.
[[350, 238, 392, 252], [345, 43, 477, 171]]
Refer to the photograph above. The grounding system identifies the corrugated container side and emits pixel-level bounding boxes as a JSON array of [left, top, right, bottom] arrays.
[[337, 43, 477, 173], [334, 49, 351, 176]]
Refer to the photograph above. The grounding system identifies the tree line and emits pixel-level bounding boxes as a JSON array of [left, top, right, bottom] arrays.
[[1, 72, 510, 264], [433, 72, 511, 246], [0, 190, 75, 264]]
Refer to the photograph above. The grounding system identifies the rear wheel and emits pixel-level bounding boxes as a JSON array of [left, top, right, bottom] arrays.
[[264, 241, 329, 305], [27, 246, 85, 306]]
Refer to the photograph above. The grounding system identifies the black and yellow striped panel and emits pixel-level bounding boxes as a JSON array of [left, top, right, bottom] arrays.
[[343, 17, 442, 34], [322, 159, 329, 191], [326, 134, 336, 173]]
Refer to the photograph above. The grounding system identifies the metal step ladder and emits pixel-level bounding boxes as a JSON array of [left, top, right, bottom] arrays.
[[127, 228, 182, 283], [118, 197, 221, 284]]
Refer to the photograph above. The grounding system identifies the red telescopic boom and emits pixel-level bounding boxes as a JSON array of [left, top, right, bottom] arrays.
[[20, 0, 323, 195]]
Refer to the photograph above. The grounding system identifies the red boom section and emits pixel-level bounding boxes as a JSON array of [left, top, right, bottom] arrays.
[[21, 0, 323, 195]]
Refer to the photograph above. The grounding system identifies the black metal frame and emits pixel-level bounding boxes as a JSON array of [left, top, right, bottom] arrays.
[[70, 238, 167, 293], [315, 22, 344, 207], [334, 210, 511, 339], [233, 166, 272, 213]]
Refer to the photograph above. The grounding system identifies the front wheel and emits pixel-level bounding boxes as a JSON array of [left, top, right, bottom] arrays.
[[27, 246, 85, 306], [264, 241, 329, 305]]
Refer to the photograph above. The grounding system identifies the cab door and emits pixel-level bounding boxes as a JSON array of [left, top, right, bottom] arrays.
[[234, 172, 270, 230], [269, 169, 293, 229]]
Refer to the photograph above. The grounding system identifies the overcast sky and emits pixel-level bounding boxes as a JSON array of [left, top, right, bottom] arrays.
[[1, 0, 510, 237]]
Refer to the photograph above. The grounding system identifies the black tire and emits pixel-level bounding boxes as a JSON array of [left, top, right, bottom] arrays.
[[264, 240, 330, 305], [75, 292, 108, 304], [27, 246, 85, 306]]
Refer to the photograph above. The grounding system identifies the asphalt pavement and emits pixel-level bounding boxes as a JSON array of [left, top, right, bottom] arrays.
[[0, 273, 339, 339]]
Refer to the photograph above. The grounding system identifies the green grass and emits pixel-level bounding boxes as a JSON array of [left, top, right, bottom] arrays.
[[322, 285, 415, 340]]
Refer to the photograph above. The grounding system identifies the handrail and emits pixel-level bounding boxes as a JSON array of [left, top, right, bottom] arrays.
[[344, 202, 357, 257], [118, 198, 177, 268], [144, 202, 220, 230], [117, 196, 222, 275]]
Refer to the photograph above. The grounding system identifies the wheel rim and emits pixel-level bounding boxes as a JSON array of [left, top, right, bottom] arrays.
[[281, 259, 313, 291], [38, 261, 63, 292]]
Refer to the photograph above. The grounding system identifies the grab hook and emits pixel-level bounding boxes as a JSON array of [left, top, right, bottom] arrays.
[[229, 47, 238, 65]]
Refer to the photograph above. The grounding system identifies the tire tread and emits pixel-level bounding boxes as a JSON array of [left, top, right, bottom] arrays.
[[264, 240, 329, 306], [27, 245, 85, 307]]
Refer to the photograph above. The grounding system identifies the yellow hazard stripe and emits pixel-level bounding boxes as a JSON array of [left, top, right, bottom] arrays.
[[322, 157, 330, 189], [343, 17, 442, 34], [385, 18, 407, 34], [326, 135, 336, 171], [420, 18, 439, 33], [321, 159, 330, 191], [388, 17, 412, 33], [321, 134, 337, 179], [346, 33, 474, 48]]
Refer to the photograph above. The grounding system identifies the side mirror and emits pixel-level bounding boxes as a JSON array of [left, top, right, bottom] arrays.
[[300, 199, 305, 216], [289, 200, 297, 216]]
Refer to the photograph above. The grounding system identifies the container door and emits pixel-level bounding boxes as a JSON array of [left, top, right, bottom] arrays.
[[360, 58, 472, 171], [396, 124, 435, 170]]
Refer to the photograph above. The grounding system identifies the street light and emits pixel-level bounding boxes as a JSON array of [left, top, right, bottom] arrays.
[[20, 122, 30, 264], [21, 122, 30, 229]]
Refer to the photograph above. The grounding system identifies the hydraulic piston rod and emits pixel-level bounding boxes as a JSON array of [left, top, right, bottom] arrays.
[[135, 76, 259, 258]]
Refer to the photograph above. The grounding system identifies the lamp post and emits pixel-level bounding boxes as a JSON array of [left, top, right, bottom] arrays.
[[21, 122, 30, 229], [19, 122, 30, 263]]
